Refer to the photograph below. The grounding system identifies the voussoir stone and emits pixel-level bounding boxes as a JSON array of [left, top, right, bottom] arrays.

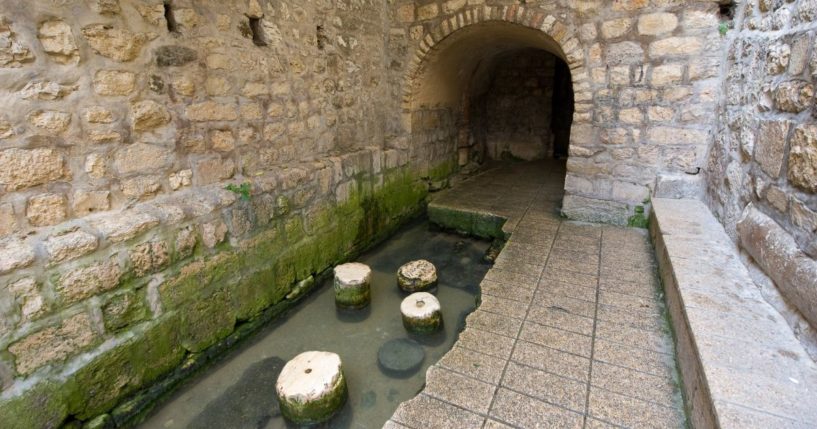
[[397, 259, 438, 292], [276, 351, 348, 425]]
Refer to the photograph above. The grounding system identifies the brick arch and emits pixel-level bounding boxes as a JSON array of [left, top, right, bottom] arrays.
[[400, 4, 589, 133]]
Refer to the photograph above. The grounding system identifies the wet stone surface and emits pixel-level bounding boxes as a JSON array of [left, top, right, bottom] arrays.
[[390, 161, 687, 429]]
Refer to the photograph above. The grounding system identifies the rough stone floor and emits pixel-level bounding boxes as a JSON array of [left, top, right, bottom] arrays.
[[387, 161, 687, 429]]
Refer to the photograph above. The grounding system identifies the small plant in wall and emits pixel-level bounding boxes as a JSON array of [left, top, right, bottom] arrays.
[[628, 205, 649, 229], [225, 182, 252, 201], [718, 22, 729, 37]]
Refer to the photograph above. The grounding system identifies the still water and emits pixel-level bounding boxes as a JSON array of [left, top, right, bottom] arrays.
[[139, 219, 491, 429]]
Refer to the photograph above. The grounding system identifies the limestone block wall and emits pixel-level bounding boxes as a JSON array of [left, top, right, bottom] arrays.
[[392, 0, 727, 225], [0, 1, 458, 427], [482, 49, 558, 161], [707, 0, 817, 339]]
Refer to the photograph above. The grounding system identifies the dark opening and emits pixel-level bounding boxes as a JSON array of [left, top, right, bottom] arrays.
[[717, 1, 736, 19], [316, 25, 326, 50], [465, 49, 574, 163], [249, 17, 267, 46], [163, 1, 178, 33]]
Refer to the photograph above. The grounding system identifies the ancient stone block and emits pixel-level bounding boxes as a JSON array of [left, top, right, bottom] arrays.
[[647, 126, 708, 145], [211, 129, 235, 152], [8, 313, 98, 375], [193, 157, 235, 185], [169, 169, 192, 190], [651, 64, 684, 86], [44, 230, 98, 264], [773, 80, 814, 113], [767, 42, 791, 75], [601, 18, 633, 39], [121, 175, 163, 200], [754, 120, 790, 178], [201, 219, 228, 248], [612, 0, 648, 11], [637, 12, 678, 36], [788, 124, 817, 193], [175, 226, 197, 259], [136, 4, 166, 26], [155, 45, 198, 67], [8, 278, 46, 322], [21, 81, 77, 100], [0, 237, 35, 274], [130, 100, 171, 131], [130, 241, 169, 277], [605, 41, 643, 65], [81, 24, 150, 62], [417, 4, 439, 20], [37, 20, 78, 64], [89, 0, 120, 15], [27, 110, 71, 134], [186, 101, 239, 121], [57, 258, 123, 304], [766, 185, 789, 213], [90, 211, 159, 242], [0, 203, 15, 235], [93, 70, 137, 96], [0, 19, 34, 67], [0, 148, 66, 191], [649, 37, 703, 57], [113, 142, 174, 175], [26, 193, 67, 227], [72, 189, 110, 215], [791, 198, 817, 233], [102, 291, 147, 332]]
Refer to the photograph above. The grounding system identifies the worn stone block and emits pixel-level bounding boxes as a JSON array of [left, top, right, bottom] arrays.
[[754, 120, 790, 178], [26, 193, 66, 227], [9, 312, 98, 375], [57, 258, 123, 304], [44, 230, 98, 264], [81, 24, 149, 62], [37, 20, 78, 64], [788, 124, 817, 193]]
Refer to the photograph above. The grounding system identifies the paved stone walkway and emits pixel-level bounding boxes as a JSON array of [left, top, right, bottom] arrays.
[[387, 161, 687, 429]]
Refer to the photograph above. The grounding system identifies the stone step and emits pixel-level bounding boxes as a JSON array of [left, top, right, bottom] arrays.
[[650, 198, 817, 429]]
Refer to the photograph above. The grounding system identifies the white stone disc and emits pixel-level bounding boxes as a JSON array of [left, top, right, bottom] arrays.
[[400, 292, 441, 319], [334, 262, 372, 288], [276, 351, 343, 403]]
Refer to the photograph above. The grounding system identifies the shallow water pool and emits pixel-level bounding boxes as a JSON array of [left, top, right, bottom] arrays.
[[138, 218, 491, 429]]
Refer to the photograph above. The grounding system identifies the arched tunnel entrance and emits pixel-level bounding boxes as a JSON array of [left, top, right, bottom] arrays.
[[404, 21, 578, 192]]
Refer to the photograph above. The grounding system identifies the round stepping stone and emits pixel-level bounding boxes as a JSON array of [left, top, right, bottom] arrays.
[[397, 259, 437, 292], [275, 351, 348, 425], [333, 262, 372, 309], [377, 338, 425, 375], [401, 292, 442, 334]]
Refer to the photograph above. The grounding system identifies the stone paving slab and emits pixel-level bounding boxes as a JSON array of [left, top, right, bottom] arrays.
[[650, 198, 817, 429], [388, 162, 686, 428]]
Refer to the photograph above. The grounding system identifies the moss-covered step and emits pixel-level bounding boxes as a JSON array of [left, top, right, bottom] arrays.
[[275, 351, 348, 425], [401, 292, 442, 334], [333, 262, 372, 309]]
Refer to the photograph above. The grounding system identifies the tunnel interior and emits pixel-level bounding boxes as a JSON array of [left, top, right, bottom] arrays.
[[409, 22, 575, 170]]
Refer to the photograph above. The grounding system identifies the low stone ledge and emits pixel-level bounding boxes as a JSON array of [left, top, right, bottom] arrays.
[[650, 198, 817, 429], [737, 205, 817, 329]]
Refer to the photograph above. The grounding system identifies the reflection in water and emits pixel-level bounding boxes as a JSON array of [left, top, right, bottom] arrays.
[[139, 219, 490, 429]]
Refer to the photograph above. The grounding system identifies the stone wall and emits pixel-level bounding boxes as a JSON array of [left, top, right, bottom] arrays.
[[480, 49, 558, 161], [395, 0, 726, 225], [706, 0, 817, 347], [0, 1, 453, 427]]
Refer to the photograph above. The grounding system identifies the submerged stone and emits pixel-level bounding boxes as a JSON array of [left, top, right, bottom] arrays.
[[377, 338, 425, 375], [401, 292, 442, 334], [334, 262, 372, 309], [397, 259, 437, 292], [276, 351, 348, 425]]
